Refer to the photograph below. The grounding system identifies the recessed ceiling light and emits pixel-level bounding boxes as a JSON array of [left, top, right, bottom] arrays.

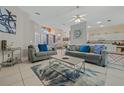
[[87, 26, 91, 28], [107, 19, 111, 22], [35, 12, 40, 15], [97, 21, 102, 24], [100, 25, 104, 27]]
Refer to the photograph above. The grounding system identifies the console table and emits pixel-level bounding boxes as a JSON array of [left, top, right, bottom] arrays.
[[116, 46, 124, 52], [48, 55, 85, 83], [1, 47, 22, 67]]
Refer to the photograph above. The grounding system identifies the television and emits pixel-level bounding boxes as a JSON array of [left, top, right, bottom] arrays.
[[0, 7, 16, 34]]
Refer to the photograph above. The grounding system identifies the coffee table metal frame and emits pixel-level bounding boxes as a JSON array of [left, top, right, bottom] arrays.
[[49, 56, 85, 73]]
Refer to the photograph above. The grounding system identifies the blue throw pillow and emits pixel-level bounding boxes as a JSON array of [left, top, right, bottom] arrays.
[[79, 45, 90, 52], [38, 44, 48, 52], [94, 45, 105, 54]]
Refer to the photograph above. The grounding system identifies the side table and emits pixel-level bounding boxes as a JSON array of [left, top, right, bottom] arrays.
[[1, 47, 22, 67]]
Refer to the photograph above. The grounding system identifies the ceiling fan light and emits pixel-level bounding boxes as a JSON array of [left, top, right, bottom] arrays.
[[80, 14, 87, 17], [75, 19, 81, 23]]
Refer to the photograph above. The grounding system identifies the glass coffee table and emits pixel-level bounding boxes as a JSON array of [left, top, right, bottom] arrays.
[[50, 55, 85, 71], [48, 55, 85, 82]]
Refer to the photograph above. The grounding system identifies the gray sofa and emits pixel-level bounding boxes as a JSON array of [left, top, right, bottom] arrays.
[[65, 45, 108, 67], [28, 45, 57, 63]]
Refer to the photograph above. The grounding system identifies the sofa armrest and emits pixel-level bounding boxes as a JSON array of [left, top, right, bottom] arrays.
[[101, 50, 109, 66]]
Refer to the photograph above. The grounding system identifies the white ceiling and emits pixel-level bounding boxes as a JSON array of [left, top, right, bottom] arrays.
[[19, 6, 124, 31]]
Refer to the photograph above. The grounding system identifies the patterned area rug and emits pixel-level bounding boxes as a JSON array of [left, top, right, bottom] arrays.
[[31, 62, 105, 86]]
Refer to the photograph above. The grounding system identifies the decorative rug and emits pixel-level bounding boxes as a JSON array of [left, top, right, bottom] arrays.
[[31, 62, 105, 86]]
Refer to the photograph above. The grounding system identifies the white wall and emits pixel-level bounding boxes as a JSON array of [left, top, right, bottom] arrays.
[[70, 22, 87, 45], [0, 6, 35, 63], [88, 24, 124, 41], [91, 33, 124, 40]]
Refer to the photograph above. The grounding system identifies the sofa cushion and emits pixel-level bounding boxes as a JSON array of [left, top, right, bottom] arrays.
[[65, 51, 102, 65], [38, 44, 48, 52], [66, 51, 87, 58], [69, 45, 76, 51], [48, 46, 53, 51], [94, 45, 105, 54], [89, 46, 94, 53], [75, 45, 80, 51], [85, 53, 102, 63], [35, 52, 47, 57], [79, 45, 90, 52], [66, 51, 101, 59], [47, 51, 57, 55], [35, 46, 39, 52]]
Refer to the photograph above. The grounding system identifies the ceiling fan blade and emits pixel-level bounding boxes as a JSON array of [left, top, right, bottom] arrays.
[[80, 17, 87, 21], [80, 14, 87, 17], [69, 14, 87, 22], [69, 18, 75, 22], [72, 16, 77, 18]]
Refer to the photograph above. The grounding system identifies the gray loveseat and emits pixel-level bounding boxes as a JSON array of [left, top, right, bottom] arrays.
[[65, 45, 108, 67], [28, 45, 57, 63]]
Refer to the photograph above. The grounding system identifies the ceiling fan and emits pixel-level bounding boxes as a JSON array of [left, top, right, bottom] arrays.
[[70, 6, 87, 23]]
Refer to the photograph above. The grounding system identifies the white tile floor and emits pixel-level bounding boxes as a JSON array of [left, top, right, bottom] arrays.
[[0, 61, 44, 86], [0, 50, 124, 86]]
